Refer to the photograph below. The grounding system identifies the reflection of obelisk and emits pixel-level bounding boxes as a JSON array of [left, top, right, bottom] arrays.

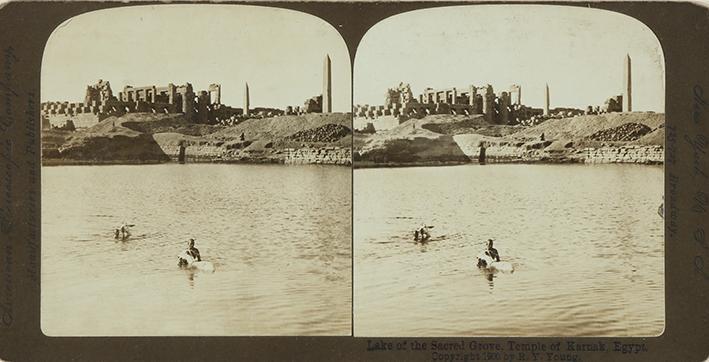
[[244, 82, 250, 117], [323, 54, 332, 113], [623, 54, 632, 112], [543, 83, 550, 116]]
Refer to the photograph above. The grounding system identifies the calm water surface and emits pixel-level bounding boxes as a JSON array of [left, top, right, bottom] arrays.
[[42, 164, 351, 336], [354, 164, 664, 336]]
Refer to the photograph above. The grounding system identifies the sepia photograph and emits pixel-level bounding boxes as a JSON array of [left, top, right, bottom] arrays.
[[353, 5, 665, 336], [40, 4, 352, 336], [4, 0, 709, 360]]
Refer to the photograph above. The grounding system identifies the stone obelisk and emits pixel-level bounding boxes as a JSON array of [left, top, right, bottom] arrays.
[[244, 82, 250, 117], [623, 54, 632, 112], [543, 83, 550, 116], [323, 54, 332, 113]]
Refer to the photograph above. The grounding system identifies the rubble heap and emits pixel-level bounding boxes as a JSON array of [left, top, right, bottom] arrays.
[[589, 122, 652, 142], [287, 124, 351, 143]]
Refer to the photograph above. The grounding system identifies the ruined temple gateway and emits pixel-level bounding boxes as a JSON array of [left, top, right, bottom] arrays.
[[119, 83, 200, 117], [354, 55, 635, 131], [42, 54, 336, 129], [42, 80, 246, 128], [355, 82, 540, 128]]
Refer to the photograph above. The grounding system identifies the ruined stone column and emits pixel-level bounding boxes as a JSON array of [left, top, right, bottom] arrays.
[[322, 54, 332, 113], [511, 84, 521, 105], [151, 86, 157, 103], [197, 91, 209, 123], [183, 83, 195, 120], [244, 82, 250, 117], [500, 91, 510, 124], [451, 88, 457, 104], [468, 85, 477, 106], [182, 93, 189, 114], [544, 84, 550, 116], [209, 83, 221, 104], [623, 54, 632, 112], [168, 83, 176, 104], [482, 85, 494, 123]]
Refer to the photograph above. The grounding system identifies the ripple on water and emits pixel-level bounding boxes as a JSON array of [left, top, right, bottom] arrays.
[[355, 164, 664, 336], [42, 164, 351, 336]]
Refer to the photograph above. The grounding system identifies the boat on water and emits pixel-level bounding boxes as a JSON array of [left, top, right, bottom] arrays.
[[476, 251, 514, 273], [177, 251, 215, 272]]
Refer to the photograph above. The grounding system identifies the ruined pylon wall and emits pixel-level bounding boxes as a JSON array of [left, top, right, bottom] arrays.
[[355, 83, 550, 129], [42, 80, 236, 128]]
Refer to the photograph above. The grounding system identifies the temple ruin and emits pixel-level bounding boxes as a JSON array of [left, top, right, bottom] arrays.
[[623, 54, 632, 112], [284, 54, 334, 115], [354, 55, 638, 131], [354, 82, 544, 131], [41, 79, 251, 128], [544, 84, 550, 116], [323, 54, 332, 113], [42, 54, 336, 129], [244, 82, 250, 117]]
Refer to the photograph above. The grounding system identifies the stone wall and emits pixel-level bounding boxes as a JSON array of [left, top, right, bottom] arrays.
[[42, 80, 252, 127], [582, 145, 663, 164], [45, 113, 102, 129], [152, 133, 351, 165], [353, 116, 401, 132], [284, 146, 351, 165], [152, 134, 225, 162], [453, 134, 664, 164]]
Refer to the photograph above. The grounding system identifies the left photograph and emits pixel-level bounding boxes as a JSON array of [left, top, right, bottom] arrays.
[[40, 5, 352, 336]]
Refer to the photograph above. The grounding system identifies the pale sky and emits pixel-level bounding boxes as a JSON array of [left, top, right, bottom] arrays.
[[42, 5, 351, 112], [355, 5, 665, 112]]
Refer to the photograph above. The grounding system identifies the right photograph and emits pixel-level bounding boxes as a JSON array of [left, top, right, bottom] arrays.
[[353, 5, 665, 336]]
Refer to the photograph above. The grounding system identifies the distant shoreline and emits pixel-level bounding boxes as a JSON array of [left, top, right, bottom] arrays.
[[41, 158, 351, 167], [41, 112, 353, 167], [353, 157, 663, 169], [354, 112, 665, 168]]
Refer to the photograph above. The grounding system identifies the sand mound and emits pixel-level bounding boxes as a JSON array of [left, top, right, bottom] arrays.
[[210, 113, 351, 140], [287, 124, 351, 143], [631, 126, 665, 146], [589, 122, 652, 141], [510, 112, 665, 140]]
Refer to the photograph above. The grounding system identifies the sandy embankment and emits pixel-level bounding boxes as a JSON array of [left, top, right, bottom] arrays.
[[354, 112, 665, 167], [42, 112, 353, 165]]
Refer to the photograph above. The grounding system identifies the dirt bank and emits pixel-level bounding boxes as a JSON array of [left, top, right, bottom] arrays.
[[43, 112, 352, 165], [354, 112, 664, 167]]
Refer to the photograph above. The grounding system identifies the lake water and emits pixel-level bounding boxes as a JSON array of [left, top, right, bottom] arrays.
[[42, 164, 351, 336], [354, 164, 664, 336]]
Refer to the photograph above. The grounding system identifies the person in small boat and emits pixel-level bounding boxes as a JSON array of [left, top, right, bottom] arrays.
[[178, 238, 202, 267], [186, 238, 201, 261], [486, 239, 500, 262], [114, 228, 120, 239], [120, 223, 131, 239], [477, 239, 500, 268], [418, 224, 430, 241]]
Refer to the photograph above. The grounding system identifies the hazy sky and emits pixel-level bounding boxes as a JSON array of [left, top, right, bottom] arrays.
[[42, 5, 351, 112], [355, 5, 665, 112]]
